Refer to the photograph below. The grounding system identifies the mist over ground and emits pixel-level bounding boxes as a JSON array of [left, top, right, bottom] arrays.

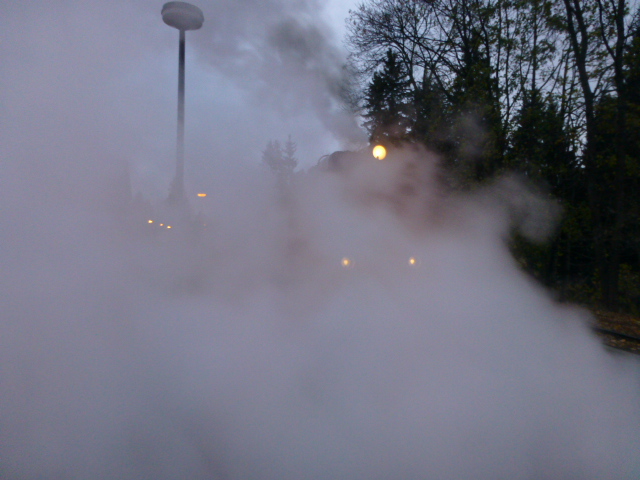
[[1, 1, 640, 479]]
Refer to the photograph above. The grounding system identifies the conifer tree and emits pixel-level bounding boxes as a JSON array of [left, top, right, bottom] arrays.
[[262, 140, 284, 174], [262, 136, 297, 185], [362, 49, 411, 145], [282, 135, 298, 174]]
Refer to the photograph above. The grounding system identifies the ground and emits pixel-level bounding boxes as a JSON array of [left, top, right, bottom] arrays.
[[592, 308, 640, 355]]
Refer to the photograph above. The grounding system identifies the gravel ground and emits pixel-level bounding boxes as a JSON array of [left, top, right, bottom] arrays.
[[592, 308, 640, 355]]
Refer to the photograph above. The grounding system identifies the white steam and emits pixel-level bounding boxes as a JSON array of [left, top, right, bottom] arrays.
[[1, 145, 639, 479], [190, 0, 366, 147], [1, 2, 639, 479]]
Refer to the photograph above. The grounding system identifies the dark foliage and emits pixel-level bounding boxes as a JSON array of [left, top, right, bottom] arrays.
[[347, 0, 640, 313]]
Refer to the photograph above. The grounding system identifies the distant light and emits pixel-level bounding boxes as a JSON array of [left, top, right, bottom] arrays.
[[197, 193, 207, 197], [148, 220, 154, 224], [341, 257, 352, 267], [167, 225, 172, 229], [372, 145, 387, 160], [409, 257, 417, 266], [160, 223, 164, 226]]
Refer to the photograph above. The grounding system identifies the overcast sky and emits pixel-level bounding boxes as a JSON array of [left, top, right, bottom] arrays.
[[1, 0, 364, 200]]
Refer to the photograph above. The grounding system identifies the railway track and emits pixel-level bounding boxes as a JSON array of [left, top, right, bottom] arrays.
[[592, 326, 640, 355]]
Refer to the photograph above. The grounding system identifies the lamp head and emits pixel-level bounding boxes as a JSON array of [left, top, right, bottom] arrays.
[[162, 2, 204, 31]]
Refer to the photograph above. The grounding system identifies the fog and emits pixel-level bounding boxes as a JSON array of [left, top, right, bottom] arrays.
[[1, 1, 640, 479]]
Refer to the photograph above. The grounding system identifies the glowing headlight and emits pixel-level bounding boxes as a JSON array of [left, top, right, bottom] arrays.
[[372, 145, 387, 160]]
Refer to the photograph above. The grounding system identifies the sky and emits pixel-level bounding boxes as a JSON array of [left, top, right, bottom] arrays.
[[2, 2, 640, 479], [2, 0, 364, 200]]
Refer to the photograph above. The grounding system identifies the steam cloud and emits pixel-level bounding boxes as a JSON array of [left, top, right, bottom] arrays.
[[2, 143, 640, 479], [2, 2, 640, 479], [191, 0, 365, 147]]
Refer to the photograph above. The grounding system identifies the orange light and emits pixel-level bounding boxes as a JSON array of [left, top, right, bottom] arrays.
[[341, 257, 351, 267], [148, 220, 154, 224], [409, 257, 417, 266], [159, 223, 164, 226], [197, 193, 207, 197], [372, 145, 387, 160]]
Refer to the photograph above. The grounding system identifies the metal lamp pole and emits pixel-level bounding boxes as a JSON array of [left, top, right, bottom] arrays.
[[162, 2, 204, 205]]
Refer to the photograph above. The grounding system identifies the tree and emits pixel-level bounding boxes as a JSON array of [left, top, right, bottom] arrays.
[[282, 135, 298, 179], [510, 90, 575, 186], [347, 0, 439, 93], [362, 49, 412, 144], [508, 89, 583, 286], [262, 140, 283, 173], [348, 0, 510, 181], [346, 0, 640, 311], [411, 74, 449, 152], [593, 0, 635, 308], [262, 136, 297, 185], [447, 8, 506, 182], [557, 0, 640, 309]]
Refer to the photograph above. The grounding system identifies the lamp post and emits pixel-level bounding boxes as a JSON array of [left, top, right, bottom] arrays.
[[162, 2, 204, 206]]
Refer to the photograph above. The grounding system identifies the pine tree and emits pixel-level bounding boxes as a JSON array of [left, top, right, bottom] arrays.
[[262, 140, 284, 174], [262, 137, 297, 185], [282, 135, 298, 174], [448, 25, 505, 183], [362, 49, 411, 145], [510, 90, 575, 189]]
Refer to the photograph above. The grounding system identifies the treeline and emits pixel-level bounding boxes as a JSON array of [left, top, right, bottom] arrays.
[[346, 0, 640, 313]]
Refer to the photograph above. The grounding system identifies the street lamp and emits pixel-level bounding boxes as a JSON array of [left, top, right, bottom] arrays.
[[162, 2, 204, 206]]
